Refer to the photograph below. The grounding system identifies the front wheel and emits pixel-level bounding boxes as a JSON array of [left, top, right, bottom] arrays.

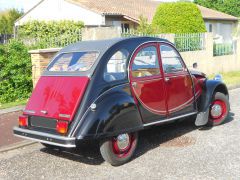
[[99, 132, 138, 166], [208, 92, 230, 126]]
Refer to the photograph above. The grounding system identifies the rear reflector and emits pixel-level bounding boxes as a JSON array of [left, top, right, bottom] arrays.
[[56, 121, 69, 134], [19, 115, 28, 127]]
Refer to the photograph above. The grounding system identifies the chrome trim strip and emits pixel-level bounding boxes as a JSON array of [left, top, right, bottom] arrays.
[[14, 134, 76, 148], [143, 112, 197, 127], [24, 110, 35, 114], [13, 127, 76, 148]]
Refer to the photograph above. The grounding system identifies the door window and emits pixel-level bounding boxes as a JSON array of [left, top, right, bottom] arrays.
[[131, 46, 160, 78], [160, 45, 184, 73]]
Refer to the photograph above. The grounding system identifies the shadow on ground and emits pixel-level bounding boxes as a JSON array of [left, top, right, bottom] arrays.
[[40, 112, 235, 165]]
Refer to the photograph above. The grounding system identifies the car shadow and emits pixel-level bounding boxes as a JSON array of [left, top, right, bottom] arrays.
[[40, 141, 104, 165], [40, 113, 235, 166]]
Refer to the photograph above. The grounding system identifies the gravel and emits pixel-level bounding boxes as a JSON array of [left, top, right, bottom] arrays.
[[0, 88, 239, 180]]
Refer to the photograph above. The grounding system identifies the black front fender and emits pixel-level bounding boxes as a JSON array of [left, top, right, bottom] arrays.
[[195, 79, 229, 126], [74, 85, 143, 140]]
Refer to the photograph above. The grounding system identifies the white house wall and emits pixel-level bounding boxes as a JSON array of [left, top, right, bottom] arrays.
[[15, 0, 104, 26], [205, 20, 236, 43]]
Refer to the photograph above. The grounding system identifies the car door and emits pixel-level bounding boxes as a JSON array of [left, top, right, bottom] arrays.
[[129, 43, 168, 124], [159, 43, 196, 117]]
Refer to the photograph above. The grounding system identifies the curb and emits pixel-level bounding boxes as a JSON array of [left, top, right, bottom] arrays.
[[228, 84, 240, 91], [0, 105, 25, 115], [0, 140, 37, 153]]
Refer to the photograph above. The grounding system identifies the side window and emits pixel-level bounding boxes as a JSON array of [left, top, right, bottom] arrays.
[[104, 49, 129, 82], [131, 46, 160, 78], [160, 45, 184, 73]]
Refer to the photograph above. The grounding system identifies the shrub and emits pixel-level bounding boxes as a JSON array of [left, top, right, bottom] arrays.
[[152, 2, 206, 33], [18, 20, 84, 39], [17, 20, 84, 49], [0, 40, 32, 103]]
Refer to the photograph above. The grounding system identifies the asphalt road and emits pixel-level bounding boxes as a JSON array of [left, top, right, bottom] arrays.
[[0, 88, 239, 179], [0, 111, 24, 148]]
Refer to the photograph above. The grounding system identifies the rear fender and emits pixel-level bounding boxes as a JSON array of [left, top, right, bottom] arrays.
[[195, 80, 229, 126], [74, 85, 143, 140]]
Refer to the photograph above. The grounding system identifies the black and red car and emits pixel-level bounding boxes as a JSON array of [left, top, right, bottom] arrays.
[[14, 37, 230, 166]]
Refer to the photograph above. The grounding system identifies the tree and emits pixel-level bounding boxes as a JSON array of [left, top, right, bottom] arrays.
[[152, 2, 206, 34], [136, 15, 155, 34], [194, 0, 240, 17], [0, 9, 23, 34]]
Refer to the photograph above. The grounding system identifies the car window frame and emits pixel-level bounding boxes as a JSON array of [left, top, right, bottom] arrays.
[[129, 43, 162, 80], [159, 44, 187, 75], [103, 48, 129, 82], [46, 50, 100, 73]]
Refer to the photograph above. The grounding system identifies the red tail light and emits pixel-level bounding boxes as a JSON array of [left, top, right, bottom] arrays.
[[19, 115, 28, 127], [56, 121, 69, 134]]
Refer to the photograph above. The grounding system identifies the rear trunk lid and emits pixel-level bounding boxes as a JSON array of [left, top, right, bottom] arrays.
[[24, 76, 89, 121]]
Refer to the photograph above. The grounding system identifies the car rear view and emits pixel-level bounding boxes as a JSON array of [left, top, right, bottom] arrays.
[[14, 50, 99, 147]]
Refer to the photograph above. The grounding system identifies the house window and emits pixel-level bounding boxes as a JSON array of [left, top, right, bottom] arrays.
[[121, 23, 130, 32], [209, 24, 213, 32]]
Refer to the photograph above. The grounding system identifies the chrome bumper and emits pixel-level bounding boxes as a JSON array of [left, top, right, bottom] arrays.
[[13, 127, 76, 148]]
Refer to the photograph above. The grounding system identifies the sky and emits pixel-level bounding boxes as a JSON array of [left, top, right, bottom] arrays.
[[0, 0, 41, 12]]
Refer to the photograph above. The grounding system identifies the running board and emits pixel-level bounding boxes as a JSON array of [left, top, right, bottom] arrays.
[[143, 112, 197, 127]]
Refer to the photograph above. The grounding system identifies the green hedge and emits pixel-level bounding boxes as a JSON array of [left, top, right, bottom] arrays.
[[152, 2, 206, 33], [18, 20, 84, 39], [0, 40, 32, 103]]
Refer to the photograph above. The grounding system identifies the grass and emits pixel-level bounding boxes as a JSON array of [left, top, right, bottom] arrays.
[[208, 71, 240, 87], [0, 99, 27, 110]]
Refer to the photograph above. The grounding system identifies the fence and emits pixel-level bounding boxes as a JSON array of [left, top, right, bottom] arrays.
[[121, 29, 205, 52], [0, 34, 13, 44], [174, 33, 205, 52], [17, 29, 82, 49], [213, 42, 234, 56]]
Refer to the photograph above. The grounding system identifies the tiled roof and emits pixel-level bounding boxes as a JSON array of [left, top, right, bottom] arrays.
[[66, 0, 160, 22], [67, 0, 238, 22], [197, 5, 238, 21]]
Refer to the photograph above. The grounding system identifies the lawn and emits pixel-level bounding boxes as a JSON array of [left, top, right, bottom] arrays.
[[0, 99, 27, 110], [208, 71, 240, 87]]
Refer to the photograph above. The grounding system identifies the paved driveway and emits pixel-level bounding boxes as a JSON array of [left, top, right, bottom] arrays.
[[0, 89, 239, 179]]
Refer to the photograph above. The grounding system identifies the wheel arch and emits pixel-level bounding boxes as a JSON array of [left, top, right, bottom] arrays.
[[195, 80, 229, 126], [74, 84, 143, 140]]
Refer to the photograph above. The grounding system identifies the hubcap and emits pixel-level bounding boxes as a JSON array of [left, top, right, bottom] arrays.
[[116, 134, 130, 151], [211, 104, 223, 118]]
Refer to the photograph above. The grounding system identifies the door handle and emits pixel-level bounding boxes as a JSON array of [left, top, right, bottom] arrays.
[[132, 82, 137, 87], [165, 77, 170, 82]]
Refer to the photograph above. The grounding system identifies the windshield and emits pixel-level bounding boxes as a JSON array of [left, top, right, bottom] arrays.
[[48, 51, 99, 72]]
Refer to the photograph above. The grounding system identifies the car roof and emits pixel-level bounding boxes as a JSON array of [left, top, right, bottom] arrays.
[[59, 37, 171, 54]]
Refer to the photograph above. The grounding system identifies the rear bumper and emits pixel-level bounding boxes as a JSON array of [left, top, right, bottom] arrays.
[[13, 127, 76, 148]]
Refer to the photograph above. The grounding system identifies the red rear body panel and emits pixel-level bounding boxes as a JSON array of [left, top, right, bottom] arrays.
[[24, 76, 89, 121]]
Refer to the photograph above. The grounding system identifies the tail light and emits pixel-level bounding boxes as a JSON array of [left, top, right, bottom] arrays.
[[19, 115, 28, 127], [56, 121, 69, 134]]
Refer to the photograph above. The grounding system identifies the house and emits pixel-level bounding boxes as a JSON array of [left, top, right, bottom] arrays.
[[15, 0, 238, 42]]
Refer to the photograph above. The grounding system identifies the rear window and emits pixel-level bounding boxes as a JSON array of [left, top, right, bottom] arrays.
[[48, 51, 99, 72]]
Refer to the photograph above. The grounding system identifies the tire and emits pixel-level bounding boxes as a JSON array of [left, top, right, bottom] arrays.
[[99, 132, 138, 166], [208, 92, 230, 126]]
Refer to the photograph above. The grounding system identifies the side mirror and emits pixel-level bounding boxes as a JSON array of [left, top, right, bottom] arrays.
[[192, 62, 198, 69]]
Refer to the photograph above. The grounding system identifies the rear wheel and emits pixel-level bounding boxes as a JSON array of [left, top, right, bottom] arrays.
[[99, 132, 138, 166], [208, 92, 230, 126]]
